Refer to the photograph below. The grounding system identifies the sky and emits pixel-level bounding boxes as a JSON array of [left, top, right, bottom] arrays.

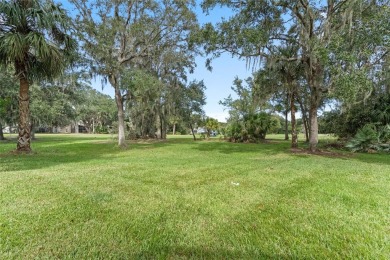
[[63, 0, 254, 123], [181, 1, 253, 123], [187, 55, 252, 122]]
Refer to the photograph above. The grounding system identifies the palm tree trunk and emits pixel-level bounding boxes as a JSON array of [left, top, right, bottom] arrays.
[[17, 76, 31, 152]]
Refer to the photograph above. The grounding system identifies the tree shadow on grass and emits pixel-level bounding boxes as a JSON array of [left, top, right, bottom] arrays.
[[0, 138, 177, 173], [191, 139, 292, 156], [135, 245, 284, 259], [3, 136, 383, 173], [193, 138, 390, 167], [288, 146, 390, 166], [349, 153, 390, 166], [0, 142, 118, 173]]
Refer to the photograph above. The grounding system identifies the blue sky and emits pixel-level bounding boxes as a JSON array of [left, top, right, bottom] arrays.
[[61, 0, 253, 122], [187, 54, 252, 122], [186, 1, 253, 122]]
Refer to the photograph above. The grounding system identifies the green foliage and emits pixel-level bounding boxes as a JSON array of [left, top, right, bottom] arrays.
[[0, 0, 76, 80], [0, 69, 18, 126], [77, 87, 117, 133], [346, 124, 379, 152], [269, 115, 282, 134], [220, 77, 258, 120], [319, 94, 390, 137], [200, 0, 390, 151], [225, 121, 243, 141], [346, 124, 390, 153], [30, 84, 76, 128], [226, 112, 277, 142], [204, 117, 218, 137]]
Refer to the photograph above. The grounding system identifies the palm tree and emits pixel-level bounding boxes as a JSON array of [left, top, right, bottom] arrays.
[[0, 0, 75, 152]]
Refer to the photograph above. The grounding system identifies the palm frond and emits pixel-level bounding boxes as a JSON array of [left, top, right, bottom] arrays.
[[0, 0, 76, 80]]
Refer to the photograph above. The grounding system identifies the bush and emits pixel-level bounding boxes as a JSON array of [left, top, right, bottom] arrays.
[[346, 124, 390, 153], [225, 112, 277, 143], [225, 121, 243, 142], [319, 94, 390, 137]]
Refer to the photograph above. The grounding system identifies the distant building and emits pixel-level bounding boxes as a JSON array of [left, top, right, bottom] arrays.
[[197, 127, 207, 134]]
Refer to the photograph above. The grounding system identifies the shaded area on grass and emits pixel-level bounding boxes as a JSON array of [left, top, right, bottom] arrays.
[[1, 134, 389, 258], [1, 135, 388, 173]]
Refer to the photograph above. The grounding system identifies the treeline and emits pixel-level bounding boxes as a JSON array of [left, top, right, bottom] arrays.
[[0, 0, 206, 151], [1, 0, 389, 153], [201, 0, 389, 152]]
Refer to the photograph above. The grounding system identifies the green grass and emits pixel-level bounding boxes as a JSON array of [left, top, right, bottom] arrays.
[[1, 134, 389, 259]]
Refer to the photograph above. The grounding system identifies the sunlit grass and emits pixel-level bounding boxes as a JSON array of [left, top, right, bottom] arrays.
[[0, 134, 389, 258]]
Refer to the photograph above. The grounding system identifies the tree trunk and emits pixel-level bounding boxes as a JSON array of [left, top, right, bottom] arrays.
[[297, 97, 310, 142], [190, 123, 196, 141], [173, 123, 176, 135], [17, 76, 31, 152], [75, 121, 79, 133], [161, 110, 167, 139], [92, 118, 95, 134], [140, 114, 144, 137], [291, 91, 298, 149], [302, 113, 310, 143], [309, 104, 318, 152], [31, 122, 36, 140], [110, 75, 126, 147], [308, 68, 322, 152], [0, 122, 5, 140], [156, 114, 162, 139], [161, 123, 167, 139], [284, 109, 289, 140], [284, 93, 289, 140]]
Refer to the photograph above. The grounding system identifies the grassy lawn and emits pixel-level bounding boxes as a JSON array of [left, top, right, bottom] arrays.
[[0, 134, 389, 258]]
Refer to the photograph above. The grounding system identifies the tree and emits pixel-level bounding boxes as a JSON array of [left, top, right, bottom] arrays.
[[71, 0, 199, 147], [225, 112, 278, 142], [178, 80, 206, 140], [0, 0, 75, 152], [30, 84, 76, 133], [121, 69, 162, 138], [204, 117, 218, 138], [200, 0, 389, 151], [78, 87, 116, 134], [220, 77, 261, 121], [0, 68, 19, 140], [255, 43, 306, 148]]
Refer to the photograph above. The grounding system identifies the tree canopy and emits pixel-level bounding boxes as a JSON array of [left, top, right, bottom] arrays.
[[0, 0, 76, 151]]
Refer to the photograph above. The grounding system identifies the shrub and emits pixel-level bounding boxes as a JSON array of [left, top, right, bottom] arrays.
[[225, 112, 277, 143], [346, 124, 390, 153]]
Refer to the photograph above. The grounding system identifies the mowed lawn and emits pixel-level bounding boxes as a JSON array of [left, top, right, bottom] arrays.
[[0, 134, 389, 259]]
